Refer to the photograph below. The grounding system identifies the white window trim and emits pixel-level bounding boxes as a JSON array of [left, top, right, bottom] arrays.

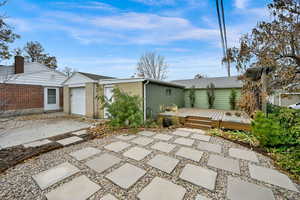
[[44, 87, 60, 111]]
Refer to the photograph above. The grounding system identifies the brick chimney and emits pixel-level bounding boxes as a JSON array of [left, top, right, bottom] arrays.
[[14, 56, 24, 74]]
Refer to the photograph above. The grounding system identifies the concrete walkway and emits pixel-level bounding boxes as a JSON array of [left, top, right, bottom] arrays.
[[0, 128, 299, 200], [0, 115, 90, 149]]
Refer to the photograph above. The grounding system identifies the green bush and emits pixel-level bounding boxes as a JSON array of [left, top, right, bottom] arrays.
[[206, 83, 215, 109], [277, 108, 300, 130], [269, 146, 300, 180], [267, 103, 281, 114], [251, 112, 284, 146], [251, 109, 300, 147], [189, 86, 196, 108], [229, 89, 237, 110], [100, 88, 143, 128]]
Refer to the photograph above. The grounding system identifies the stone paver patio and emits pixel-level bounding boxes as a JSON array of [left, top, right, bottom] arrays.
[[56, 136, 83, 146], [0, 128, 299, 200]]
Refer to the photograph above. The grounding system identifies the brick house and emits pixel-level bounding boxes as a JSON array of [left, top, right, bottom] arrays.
[[0, 56, 67, 117]]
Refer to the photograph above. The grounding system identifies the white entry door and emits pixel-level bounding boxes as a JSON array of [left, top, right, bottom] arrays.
[[44, 87, 60, 111], [70, 87, 86, 115], [104, 86, 114, 118]]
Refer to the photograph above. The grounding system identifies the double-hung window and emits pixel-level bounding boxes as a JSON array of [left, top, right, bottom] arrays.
[[47, 89, 56, 104]]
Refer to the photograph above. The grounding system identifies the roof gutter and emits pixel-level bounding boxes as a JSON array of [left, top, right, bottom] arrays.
[[143, 80, 150, 121]]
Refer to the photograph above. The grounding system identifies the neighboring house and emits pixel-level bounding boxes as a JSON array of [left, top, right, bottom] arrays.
[[0, 56, 67, 117], [269, 90, 300, 107], [63, 72, 114, 118], [172, 76, 243, 110], [63, 73, 185, 119]]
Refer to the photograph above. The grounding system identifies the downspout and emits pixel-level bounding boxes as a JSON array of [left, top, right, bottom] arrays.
[[144, 80, 150, 121]]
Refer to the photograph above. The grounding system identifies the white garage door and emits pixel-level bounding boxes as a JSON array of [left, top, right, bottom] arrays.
[[71, 87, 86, 115]]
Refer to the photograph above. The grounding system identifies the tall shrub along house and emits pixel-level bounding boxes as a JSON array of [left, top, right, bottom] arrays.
[[0, 56, 67, 117], [172, 76, 243, 110], [63, 74, 185, 120]]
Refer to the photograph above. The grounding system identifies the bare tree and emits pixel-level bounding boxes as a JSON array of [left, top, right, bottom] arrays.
[[61, 66, 76, 77], [227, 0, 300, 91], [136, 52, 168, 80]]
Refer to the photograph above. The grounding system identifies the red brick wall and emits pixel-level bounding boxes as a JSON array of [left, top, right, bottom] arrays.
[[0, 84, 44, 111]]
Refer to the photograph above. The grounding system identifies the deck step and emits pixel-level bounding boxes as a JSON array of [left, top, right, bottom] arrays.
[[184, 123, 212, 130], [187, 116, 211, 121], [185, 119, 212, 125]]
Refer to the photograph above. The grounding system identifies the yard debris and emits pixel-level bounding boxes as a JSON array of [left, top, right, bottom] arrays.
[[0, 128, 95, 174]]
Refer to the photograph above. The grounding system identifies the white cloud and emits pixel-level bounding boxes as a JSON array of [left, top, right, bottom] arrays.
[[35, 11, 219, 45], [132, 0, 206, 7], [90, 13, 218, 44], [234, 0, 249, 9], [131, 0, 175, 6], [53, 1, 117, 11], [5, 18, 32, 32], [155, 47, 190, 52]]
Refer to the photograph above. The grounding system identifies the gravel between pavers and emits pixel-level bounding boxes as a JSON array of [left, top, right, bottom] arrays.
[[0, 130, 299, 200]]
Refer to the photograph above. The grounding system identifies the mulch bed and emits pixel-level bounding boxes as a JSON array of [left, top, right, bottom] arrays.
[[0, 130, 96, 174]]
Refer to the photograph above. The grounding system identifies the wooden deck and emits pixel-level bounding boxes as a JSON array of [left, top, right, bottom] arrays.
[[159, 108, 251, 131]]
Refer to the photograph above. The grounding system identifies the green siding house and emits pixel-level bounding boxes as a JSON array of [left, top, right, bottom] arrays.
[[64, 72, 242, 120], [146, 82, 184, 118], [173, 76, 243, 110]]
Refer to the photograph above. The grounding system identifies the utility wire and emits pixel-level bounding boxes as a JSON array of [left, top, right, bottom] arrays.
[[220, 0, 230, 76], [216, 0, 231, 77]]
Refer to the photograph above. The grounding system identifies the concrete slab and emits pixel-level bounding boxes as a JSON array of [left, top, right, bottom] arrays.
[[173, 130, 191, 137], [190, 134, 211, 142], [45, 175, 101, 200], [100, 194, 118, 200], [147, 154, 179, 173], [69, 147, 101, 161], [56, 136, 83, 146], [177, 128, 206, 134], [249, 164, 298, 192], [32, 162, 79, 190], [174, 137, 195, 146], [138, 131, 155, 137], [229, 148, 259, 163], [23, 139, 52, 148], [151, 141, 176, 153], [176, 147, 204, 162], [195, 194, 211, 200], [207, 155, 240, 174], [227, 177, 275, 200], [106, 163, 146, 189], [197, 141, 222, 154], [104, 141, 131, 152], [137, 177, 186, 200], [85, 153, 121, 173], [153, 134, 173, 141], [115, 134, 137, 141], [180, 164, 217, 191], [0, 118, 90, 149], [131, 137, 154, 146], [72, 130, 87, 136], [123, 146, 152, 161]]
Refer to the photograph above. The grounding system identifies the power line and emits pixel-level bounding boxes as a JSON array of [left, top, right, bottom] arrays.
[[216, 0, 231, 77]]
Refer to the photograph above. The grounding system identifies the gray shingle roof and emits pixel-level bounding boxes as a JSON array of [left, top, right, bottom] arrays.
[[78, 72, 114, 80], [172, 76, 243, 89]]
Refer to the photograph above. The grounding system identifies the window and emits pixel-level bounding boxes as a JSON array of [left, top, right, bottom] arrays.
[[166, 88, 172, 96], [48, 89, 56, 104]]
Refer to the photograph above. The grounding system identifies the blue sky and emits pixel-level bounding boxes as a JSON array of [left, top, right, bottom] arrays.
[[1, 0, 271, 80]]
